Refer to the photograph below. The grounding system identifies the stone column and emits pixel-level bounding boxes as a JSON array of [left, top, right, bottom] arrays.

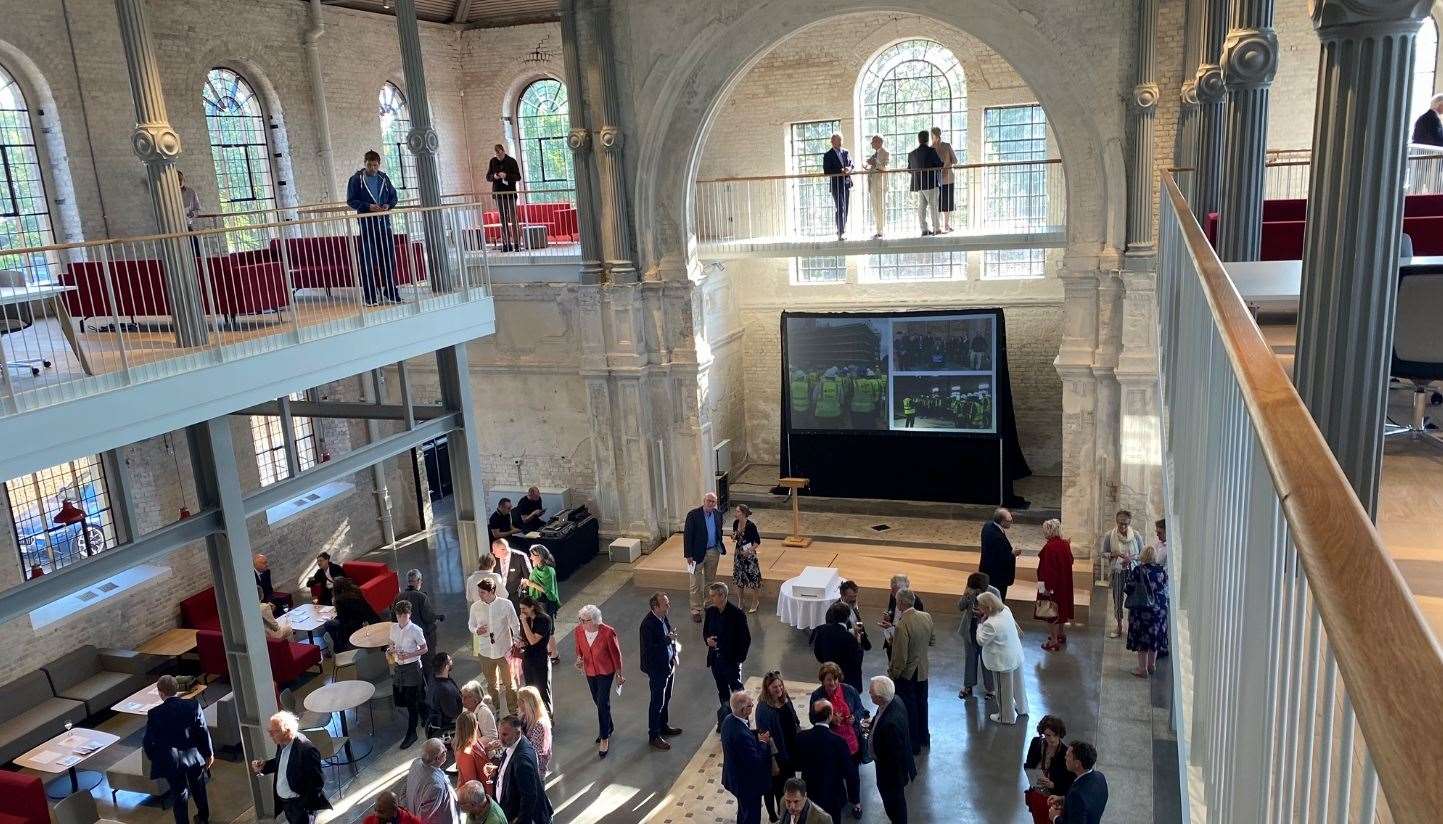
[[1215, 0, 1279, 261], [1126, 0, 1161, 254], [114, 0, 208, 347], [1174, 0, 1203, 171], [1191, 0, 1231, 219], [303, 0, 337, 199], [579, 0, 639, 282], [394, 0, 453, 291], [1295, 0, 1432, 515], [1056, 254, 1104, 548], [559, 0, 605, 284]]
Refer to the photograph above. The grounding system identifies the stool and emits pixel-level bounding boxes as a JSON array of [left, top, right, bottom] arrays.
[[608, 538, 642, 563]]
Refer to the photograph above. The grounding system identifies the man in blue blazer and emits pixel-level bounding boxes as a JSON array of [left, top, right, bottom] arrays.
[[640, 592, 684, 750], [345, 149, 402, 306], [143, 675, 212, 824], [792, 700, 851, 823], [684, 491, 726, 622], [821, 134, 853, 239], [1050, 741, 1108, 824], [720, 691, 772, 824]]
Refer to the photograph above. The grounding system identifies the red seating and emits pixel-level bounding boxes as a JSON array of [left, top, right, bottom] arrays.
[[1207, 194, 1443, 260], [342, 561, 400, 614], [62, 254, 291, 329], [0, 770, 47, 824], [269, 234, 429, 291], [194, 629, 321, 688], [179, 588, 222, 633], [479, 202, 579, 244]]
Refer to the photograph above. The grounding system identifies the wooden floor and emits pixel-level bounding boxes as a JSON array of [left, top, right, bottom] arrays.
[[1379, 440, 1443, 641], [632, 532, 1092, 618]]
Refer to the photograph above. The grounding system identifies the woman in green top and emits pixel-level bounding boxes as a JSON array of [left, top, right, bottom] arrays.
[[522, 544, 561, 661]]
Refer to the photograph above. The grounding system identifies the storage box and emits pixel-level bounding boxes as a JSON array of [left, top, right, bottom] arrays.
[[608, 538, 642, 563], [792, 565, 841, 599]]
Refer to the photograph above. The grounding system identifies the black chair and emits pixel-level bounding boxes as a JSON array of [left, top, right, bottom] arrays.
[[1386, 264, 1443, 448]]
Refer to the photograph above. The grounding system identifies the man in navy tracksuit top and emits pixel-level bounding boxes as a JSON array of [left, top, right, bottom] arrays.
[[346, 150, 403, 305]]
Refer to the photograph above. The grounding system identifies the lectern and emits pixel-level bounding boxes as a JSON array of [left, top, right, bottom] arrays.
[[779, 477, 812, 548]]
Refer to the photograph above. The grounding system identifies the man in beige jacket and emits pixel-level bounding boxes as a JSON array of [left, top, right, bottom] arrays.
[[886, 589, 934, 755]]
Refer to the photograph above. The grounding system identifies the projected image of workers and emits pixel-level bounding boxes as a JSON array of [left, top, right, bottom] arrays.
[[892, 317, 994, 372], [891, 376, 994, 432], [785, 317, 890, 430]]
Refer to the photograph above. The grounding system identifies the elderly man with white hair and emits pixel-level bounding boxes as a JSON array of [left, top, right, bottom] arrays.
[[878, 574, 923, 658], [573, 603, 625, 757], [406, 738, 458, 824], [456, 779, 506, 824], [683, 491, 726, 622], [395, 568, 443, 672], [250, 711, 329, 823], [867, 676, 915, 823], [720, 690, 772, 824]]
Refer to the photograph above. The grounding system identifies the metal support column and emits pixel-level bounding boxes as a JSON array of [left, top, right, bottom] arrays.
[[276, 395, 302, 479], [1216, 0, 1279, 261], [394, 0, 453, 291], [1295, 0, 1432, 515], [186, 419, 277, 820], [436, 345, 486, 575], [1192, 0, 1231, 219], [364, 370, 397, 546], [560, 0, 605, 284], [114, 0, 208, 347]]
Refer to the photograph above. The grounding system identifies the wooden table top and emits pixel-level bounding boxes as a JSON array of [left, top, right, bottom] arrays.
[[136, 628, 199, 657], [303, 680, 376, 713], [349, 621, 396, 649], [14, 728, 120, 774], [284, 604, 336, 632], [112, 682, 205, 715]]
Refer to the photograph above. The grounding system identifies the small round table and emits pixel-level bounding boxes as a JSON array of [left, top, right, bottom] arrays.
[[776, 576, 842, 630], [303, 680, 376, 765], [349, 621, 395, 649]]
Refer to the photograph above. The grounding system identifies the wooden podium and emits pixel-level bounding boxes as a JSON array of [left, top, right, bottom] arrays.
[[779, 477, 812, 548]]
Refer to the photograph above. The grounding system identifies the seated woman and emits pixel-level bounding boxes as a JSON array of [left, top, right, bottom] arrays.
[[323, 578, 379, 656], [260, 602, 293, 642]]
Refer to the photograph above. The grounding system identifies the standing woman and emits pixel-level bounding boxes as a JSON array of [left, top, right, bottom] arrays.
[[1126, 545, 1169, 677], [976, 592, 1029, 725], [517, 595, 555, 713], [956, 572, 999, 700], [808, 662, 865, 819], [755, 672, 801, 823], [520, 544, 561, 661], [516, 685, 554, 776], [574, 604, 625, 758], [452, 709, 495, 797], [1036, 519, 1075, 652], [1022, 715, 1073, 824], [731, 504, 763, 613]]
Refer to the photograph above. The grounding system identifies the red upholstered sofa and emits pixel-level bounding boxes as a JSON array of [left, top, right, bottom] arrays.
[[1207, 195, 1443, 259], [62, 254, 290, 329], [0, 770, 47, 824], [268, 234, 428, 290], [180, 588, 223, 633], [342, 561, 399, 614], [195, 629, 321, 688], [479, 202, 579, 244]]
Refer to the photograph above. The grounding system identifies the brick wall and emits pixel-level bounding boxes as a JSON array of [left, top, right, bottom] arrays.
[[457, 22, 566, 195]]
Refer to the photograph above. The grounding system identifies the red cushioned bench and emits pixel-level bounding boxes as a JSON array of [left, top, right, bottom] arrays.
[[179, 588, 223, 633], [269, 234, 428, 291], [195, 628, 321, 689], [0, 771, 46, 824], [1207, 194, 1443, 260], [62, 254, 291, 331]]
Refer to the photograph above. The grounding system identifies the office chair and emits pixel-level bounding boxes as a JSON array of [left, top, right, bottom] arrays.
[[0, 269, 53, 377], [1386, 265, 1443, 448]]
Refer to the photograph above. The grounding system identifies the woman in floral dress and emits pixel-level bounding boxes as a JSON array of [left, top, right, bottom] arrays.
[[731, 504, 762, 613], [1125, 544, 1169, 677]]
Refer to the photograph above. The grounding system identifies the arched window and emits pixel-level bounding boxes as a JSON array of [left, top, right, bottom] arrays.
[[515, 78, 573, 202], [858, 40, 967, 281], [378, 82, 416, 200], [1413, 16, 1439, 124], [202, 67, 276, 246], [0, 61, 58, 283]]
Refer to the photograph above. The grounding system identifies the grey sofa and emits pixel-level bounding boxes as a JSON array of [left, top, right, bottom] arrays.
[[0, 669, 88, 764], [41, 645, 161, 716]]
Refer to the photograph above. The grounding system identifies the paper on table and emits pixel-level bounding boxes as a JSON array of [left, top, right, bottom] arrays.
[[29, 750, 60, 765], [56, 754, 83, 768]]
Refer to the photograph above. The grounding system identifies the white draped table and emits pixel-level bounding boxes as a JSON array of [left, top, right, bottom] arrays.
[[776, 575, 842, 630]]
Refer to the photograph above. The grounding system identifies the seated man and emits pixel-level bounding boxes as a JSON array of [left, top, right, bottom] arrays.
[[513, 486, 547, 533], [254, 553, 292, 614]]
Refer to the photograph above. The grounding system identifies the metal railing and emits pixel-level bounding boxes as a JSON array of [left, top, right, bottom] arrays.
[[1263, 144, 1443, 199], [0, 200, 499, 417], [1157, 170, 1442, 822], [693, 159, 1066, 253]]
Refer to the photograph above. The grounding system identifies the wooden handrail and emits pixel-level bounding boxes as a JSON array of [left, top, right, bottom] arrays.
[[694, 157, 1061, 185], [1162, 171, 1443, 821]]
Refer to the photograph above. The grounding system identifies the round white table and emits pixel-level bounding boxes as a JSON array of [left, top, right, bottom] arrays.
[[776, 576, 842, 630], [304, 680, 376, 764], [349, 621, 395, 649]]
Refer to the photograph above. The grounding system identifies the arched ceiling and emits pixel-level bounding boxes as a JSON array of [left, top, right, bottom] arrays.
[[310, 0, 558, 28]]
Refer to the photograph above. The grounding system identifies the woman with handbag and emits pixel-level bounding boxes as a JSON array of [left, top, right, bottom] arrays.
[[1035, 519, 1075, 652], [731, 504, 763, 613], [1125, 544, 1169, 677], [1022, 715, 1073, 824], [755, 672, 800, 823]]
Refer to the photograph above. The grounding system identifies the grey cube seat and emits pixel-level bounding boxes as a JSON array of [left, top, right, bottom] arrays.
[[104, 747, 169, 804], [42, 645, 158, 717], [203, 692, 242, 751], [0, 669, 87, 763]]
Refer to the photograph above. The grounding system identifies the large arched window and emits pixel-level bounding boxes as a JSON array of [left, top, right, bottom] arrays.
[[515, 78, 573, 202], [0, 62, 57, 283], [203, 67, 277, 246], [859, 39, 967, 280], [1413, 16, 1439, 125], [378, 82, 416, 200]]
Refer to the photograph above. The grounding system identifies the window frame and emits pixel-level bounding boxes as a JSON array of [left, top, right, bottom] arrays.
[[5, 455, 120, 579], [786, 119, 847, 285], [202, 67, 279, 250], [379, 81, 417, 195], [514, 78, 574, 202], [1414, 16, 1439, 125], [0, 61, 59, 284], [251, 391, 319, 488], [981, 103, 1050, 279]]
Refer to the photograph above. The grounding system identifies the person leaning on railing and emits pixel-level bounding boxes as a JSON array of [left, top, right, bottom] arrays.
[[345, 150, 403, 306]]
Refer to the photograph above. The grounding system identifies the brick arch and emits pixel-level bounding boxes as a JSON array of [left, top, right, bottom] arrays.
[[0, 37, 85, 247]]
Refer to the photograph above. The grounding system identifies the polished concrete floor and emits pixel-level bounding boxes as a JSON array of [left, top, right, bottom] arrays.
[[71, 504, 1178, 823]]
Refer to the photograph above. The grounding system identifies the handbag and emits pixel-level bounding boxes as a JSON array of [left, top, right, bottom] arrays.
[[1123, 566, 1155, 610], [1033, 596, 1059, 621]]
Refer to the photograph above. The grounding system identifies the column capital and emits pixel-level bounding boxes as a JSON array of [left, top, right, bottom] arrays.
[[131, 124, 182, 164], [1179, 80, 1200, 107], [1310, 0, 1433, 28], [1222, 27, 1279, 89], [1132, 83, 1161, 112], [1194, 63, 1227, 104], [567, 127, 591, 152], [405, 126, 439, 156], [598, 126, 624, 152]]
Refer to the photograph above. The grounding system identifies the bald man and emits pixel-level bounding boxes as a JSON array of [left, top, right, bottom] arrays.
[[253, 554, 292, 613]]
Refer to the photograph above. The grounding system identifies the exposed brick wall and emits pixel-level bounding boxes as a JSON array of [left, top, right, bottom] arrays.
[[457, 22, 566, 195]]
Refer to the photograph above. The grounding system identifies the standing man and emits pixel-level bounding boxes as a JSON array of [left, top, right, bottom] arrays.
[[1413, 94, 1443, 146], [684, 492, 727, 622], [179, 171, 202, 230], [867, 676, 915, 824], [390, 600, 430, 749], [463, 551, 505, 608], [865, 135, 890, 238], [720, 691, 772, 824], [489, 498, 519, 544], [346, 150, 403, 306], [929, 127, 958, 233], [704, 582, 752, 731], [822, 133, 853, 240], [812, 368, 845, 429], [878, 575, 923, 660], [396, 569, 443, 676], [513, 486, 547, 532], [793, 701, 851, 823], [837, 580, 872, 651], [468, 579, 520, 715], [1151, 518, 1168, 567], [496, 715, 554, 823], [1098, 510, 1143, 638], [979, 508, 1021, 601], [251, 711, 330, 824], [456, 780, 508, 824], [491, 537, 532, 606], [486, 144, 523, 252], [306, 551, 339, 606], [907, 131, 943, 236], [640, 592, 684, 750], [143, 675, 211, 824], [406, 739, 458, 824], [1048, 741, 1108, 824], [886, 590, 933, 754]]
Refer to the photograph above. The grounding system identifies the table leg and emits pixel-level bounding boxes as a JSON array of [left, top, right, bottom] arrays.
[[43, 767, 103, 799], [54, 299, 93, 376]]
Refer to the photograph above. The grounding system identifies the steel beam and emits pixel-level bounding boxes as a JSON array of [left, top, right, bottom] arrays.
[[437, 345, 486, 574], [234, 400, 448, 421], [451, 0, 473, 24]]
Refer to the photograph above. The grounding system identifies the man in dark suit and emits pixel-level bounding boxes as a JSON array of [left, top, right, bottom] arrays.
[[720, 691, 772, 824], [812, 602, 865, 693], [1049, 741, 1108, 824], [793, 700, 851, 823], [497, 715, 554, 823], [1414, 95, 1443, 146], [305, 551, 340, 606], [492, 538, 532, 608], [822, 133, 853, 239], [867, 676, 915, 824], [640, 592, 684, 750], [253, 553, 291, 613], [486, 144, 524, 251], [684, 492, 726, 622], [704, 582, 752, 730], [979, 507, 1020, 601], [143, 675, 212, 824], [906, 130, 943, 236], [837, 581, 871, 651], [251, 712, 330, 824]]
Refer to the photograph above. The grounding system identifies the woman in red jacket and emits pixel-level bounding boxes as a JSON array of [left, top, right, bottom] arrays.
[[1036, 518, 1075, 652], [574, 603, 625, 758]]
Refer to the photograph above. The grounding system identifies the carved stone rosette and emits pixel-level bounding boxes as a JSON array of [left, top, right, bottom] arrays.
[[568, 127, 591, 153], [131, 124, 182, 163], [1194, 63, 1227, 104], [1222, 27, 1279, 88], [1132, 83, 1160, 113], [598, 126, 623, 153]]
